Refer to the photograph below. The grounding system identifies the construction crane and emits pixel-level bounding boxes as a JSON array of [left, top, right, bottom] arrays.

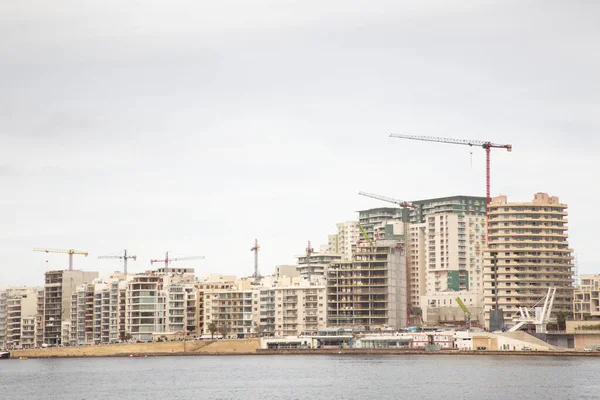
[[358, 191, 416, 327], [358, 225, 373, 246], [33, 248, 88, 271], [150, 252, 205, 276], [250, 239, 260, 279], [388, 134, 512, 206], [98, 249, 137, 275], [455, 297, 472, 329]]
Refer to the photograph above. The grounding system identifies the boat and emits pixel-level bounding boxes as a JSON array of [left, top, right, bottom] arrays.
[[0, 351, 10, 359], [129, 353, 146, 358]]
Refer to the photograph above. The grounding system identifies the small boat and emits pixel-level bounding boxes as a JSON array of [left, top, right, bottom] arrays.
[[0, 351, 10, 360], [129, 353, 146, 358]]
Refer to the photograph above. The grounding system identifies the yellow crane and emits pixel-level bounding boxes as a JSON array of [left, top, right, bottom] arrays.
[[455, 297, 472, 329], [33, 248, 89, 271]]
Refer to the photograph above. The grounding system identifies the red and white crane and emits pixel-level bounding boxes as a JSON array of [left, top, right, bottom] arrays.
[[389, 134, 512, 248], [389, 134, 512, 205]]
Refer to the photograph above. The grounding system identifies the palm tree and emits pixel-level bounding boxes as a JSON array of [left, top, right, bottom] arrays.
[[208, 322, 217, 339]]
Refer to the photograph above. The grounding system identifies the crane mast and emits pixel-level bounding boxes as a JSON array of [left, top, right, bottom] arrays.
[[33, 248, 88, 271], [250, 239, 260, 279], [98, 249, 137, 275]]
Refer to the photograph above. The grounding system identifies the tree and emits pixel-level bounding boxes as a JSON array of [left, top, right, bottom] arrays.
[[217, 324, 230, 339], [555, 311, 572, 331], [207, 322, 217, 339]]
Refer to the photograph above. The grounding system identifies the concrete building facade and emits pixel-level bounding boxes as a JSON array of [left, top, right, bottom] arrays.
[[327, 240, 407, 329], [483, 193, 574, 328], [43, 270, 99, 346]]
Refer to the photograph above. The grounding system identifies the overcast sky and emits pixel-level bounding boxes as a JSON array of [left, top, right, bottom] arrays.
[[1, 0, 598, 286]]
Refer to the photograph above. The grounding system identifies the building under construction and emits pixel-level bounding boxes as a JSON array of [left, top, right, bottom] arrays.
[[327, 240, 407, 329]]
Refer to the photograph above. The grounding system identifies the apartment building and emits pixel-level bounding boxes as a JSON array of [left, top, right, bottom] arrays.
[[296, 253, 342, 279], [35, 288, 44, 348], [573, 274, 600, 320], [358, 208, 403, 240], [258, 285, 327, 337], [71, 283, 95, 345], [202, 288, 256, 338], [196, 277, 236, 337], [327, 240, 407, 329], [126, 270, 195, 341], [483, 193, 574, 328], [43, 270, 98, 346], [0, 287, 41, 349]]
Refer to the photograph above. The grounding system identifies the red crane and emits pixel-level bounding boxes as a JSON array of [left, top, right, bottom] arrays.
[[389, 134, 512, 205], [389, 134, 512, 250]]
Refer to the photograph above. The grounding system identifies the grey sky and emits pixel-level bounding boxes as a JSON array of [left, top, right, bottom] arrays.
[[2, 0, 599, 286]]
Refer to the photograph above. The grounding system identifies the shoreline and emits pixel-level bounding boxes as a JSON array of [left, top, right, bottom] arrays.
[[6, 344, 600, 359]]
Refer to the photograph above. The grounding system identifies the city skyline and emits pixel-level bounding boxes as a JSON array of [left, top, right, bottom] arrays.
[[2, 1, 599, 286]]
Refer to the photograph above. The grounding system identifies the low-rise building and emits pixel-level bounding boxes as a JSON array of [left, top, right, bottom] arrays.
[[573, 274, 600, 320]]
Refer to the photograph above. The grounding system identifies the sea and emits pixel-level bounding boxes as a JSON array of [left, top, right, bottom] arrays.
[[1, 354, 599, 400]]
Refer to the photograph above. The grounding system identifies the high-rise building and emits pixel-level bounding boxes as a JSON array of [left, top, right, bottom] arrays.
[[358, 196, 487, 324], [484, 193, 574, 328], [43, 270, 99, 346], [0, 287, 42, 349], [327, 221, 361, 260], [125, 270, 195, 341], [327, 240, 407, 329]]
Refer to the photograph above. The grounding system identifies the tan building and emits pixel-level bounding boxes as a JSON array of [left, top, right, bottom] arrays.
[[202, 288, 256, 338], [259, 285, 326, 337], [0, 287, 42, 349], [327, 240, 407, 329], [573, 274, 600, 320], [484, 193, 574, 328]]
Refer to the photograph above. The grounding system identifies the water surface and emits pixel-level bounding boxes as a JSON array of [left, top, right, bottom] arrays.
[[2, 355, 598, 400]]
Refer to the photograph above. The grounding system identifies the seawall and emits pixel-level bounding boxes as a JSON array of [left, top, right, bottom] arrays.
[[9, 339, 259, 359]]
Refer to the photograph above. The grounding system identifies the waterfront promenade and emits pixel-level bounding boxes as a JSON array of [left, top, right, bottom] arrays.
[[7, 339, 600, 358]]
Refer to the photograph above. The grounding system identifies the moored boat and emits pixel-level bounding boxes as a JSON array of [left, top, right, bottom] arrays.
[[129, 353, 146, 358]]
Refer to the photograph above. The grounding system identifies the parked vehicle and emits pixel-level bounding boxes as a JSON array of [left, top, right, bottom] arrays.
[[521, 346, 532, 351]]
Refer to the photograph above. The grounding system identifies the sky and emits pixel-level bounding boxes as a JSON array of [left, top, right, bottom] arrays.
[[1, 0, 599, 286]]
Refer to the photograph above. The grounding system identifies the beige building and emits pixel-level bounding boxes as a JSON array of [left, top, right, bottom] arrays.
[[43, 270, 99, 346], [573, 274, 600, 320], [484, 193, 574, 328], [125, 270, 195, 341], [327, 221, 361, 260], [327, 240, 407, 329], [0, 287, 42, 349], [259, 285, 326, 337], [202, 288, 256, 338]]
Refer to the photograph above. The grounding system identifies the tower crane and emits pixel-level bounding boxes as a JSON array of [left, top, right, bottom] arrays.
[[33, 248, 88, 271], [150, 252, 205, 276], [358, 191, 416, 326], [388, 134, 512, 206], [389, 134, 512, 248], [98, 249, 137, 275], [250, 239, 260, 279]]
